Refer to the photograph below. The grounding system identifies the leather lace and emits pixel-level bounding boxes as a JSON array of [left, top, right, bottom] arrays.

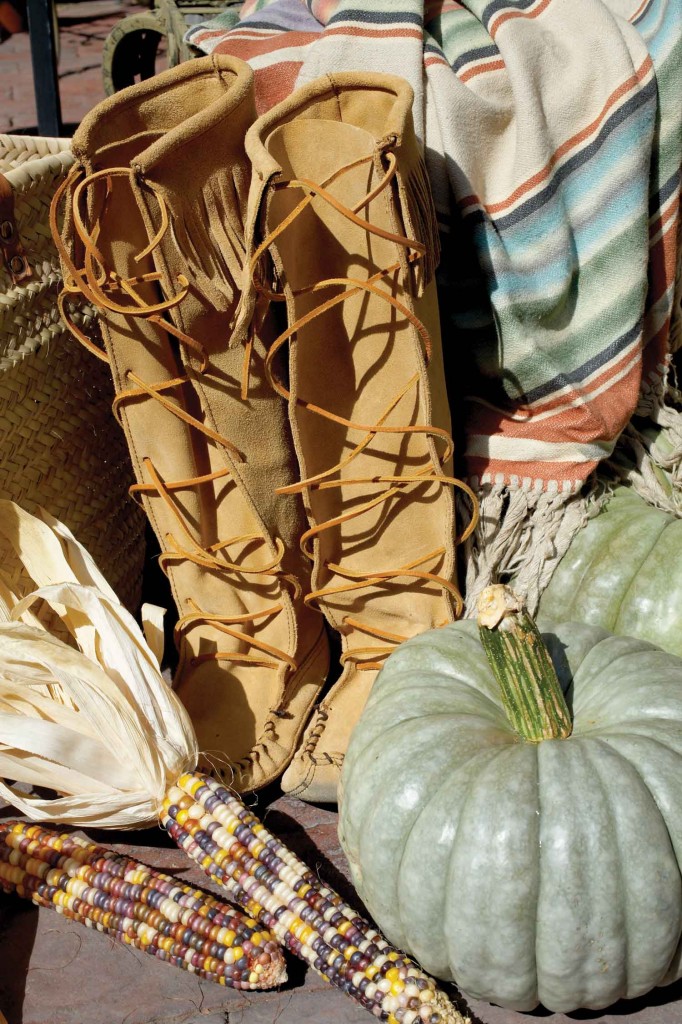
[[50, 163, 297, 675], [246, 146, 479, 671]]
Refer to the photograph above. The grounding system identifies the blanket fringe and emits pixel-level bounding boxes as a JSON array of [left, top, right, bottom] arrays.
[[602, 350, 682, 517], [605, 233, 682, 516], [461, 481, 591, 617], [463, 359, 682, 616], [463, 240, 682, 612]]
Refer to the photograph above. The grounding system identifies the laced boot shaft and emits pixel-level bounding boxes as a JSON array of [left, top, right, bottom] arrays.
[[239, 73, 477, 802], [51, 56, 328, 792]]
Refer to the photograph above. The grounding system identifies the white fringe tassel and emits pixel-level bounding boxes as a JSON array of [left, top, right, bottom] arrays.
[[461, 482, 591, 617], [463, 242, 682, 614], [603, 346, 682, 517]]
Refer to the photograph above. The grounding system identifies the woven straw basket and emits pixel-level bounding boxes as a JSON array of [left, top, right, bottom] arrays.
[[0, 134, 146, 611]]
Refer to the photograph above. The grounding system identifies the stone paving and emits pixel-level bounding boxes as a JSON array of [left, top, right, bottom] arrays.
[[1, 0, 154, 133]]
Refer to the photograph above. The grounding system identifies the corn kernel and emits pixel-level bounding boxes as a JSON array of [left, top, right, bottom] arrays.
[[0, 820, 286, 994], [160, 772, 467, 1021]]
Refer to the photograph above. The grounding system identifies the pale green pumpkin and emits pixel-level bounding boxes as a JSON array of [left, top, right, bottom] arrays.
[[538, 486, 682, 657], [339, 593, 682, 1014]]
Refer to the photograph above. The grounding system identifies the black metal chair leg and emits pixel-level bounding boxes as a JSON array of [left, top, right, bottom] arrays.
[[26, 0, 62, 136]]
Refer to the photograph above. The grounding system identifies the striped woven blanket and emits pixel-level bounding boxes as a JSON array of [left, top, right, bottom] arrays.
[[188, 0, 682, 610]]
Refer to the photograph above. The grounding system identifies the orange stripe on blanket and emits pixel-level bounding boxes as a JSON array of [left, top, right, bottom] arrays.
[[189, 28, 236, 41], [323, 25, 423, 39], [426, 0, 463, 16], [629, 0, 652, 21], [211, 30, 319, 60], [459, 56, 653, 215], [253, 62, 304, 112], [466, 359, 642, 445], [425, 54, 451, 69], [459, 58, 506, 83], [490, 0, 553, 40], [647, 212, 680, 309]]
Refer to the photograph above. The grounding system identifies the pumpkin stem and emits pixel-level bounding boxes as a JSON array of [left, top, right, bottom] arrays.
[[477, 585, 572, 742]]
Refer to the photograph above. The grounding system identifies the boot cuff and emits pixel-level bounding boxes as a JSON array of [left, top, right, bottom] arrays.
[[72, 55, 254, 169], [244, 72, 415, 182]]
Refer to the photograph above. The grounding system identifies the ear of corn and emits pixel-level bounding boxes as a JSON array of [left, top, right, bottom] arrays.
[[0, 505, 469, 1023], [0, 821, 286, 990], [162, 773, 470, 1024]]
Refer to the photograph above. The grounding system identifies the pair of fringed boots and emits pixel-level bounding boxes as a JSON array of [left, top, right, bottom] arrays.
[[52, 55, 474, 803]]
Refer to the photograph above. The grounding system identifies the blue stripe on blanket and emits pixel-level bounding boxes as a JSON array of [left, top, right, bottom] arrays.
[[449, 44, 500, 74], [326, 8, 424, 27], [471, 124, 650, 299], [462, 76, 656, 233], [649, 170, 681, 216], [521, 319, 643, 405], [633, 0, 658, 26], [481, 0, 539, 23]]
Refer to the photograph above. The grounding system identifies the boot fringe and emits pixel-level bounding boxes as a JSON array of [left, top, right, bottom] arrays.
[[230, 190, 271, 350], [165, 167, 246, 314], [394, 144, 441, 293]]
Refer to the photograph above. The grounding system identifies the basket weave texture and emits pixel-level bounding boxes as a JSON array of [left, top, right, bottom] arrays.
[[0, 134, 146, 611]]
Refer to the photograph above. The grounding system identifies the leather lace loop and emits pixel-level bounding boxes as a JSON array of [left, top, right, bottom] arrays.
[[248, 145, 479, 669], [50, 162, 297, 676]]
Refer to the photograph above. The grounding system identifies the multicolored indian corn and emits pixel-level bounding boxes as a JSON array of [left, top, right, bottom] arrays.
[[163, 773, 469, 1024], [0, 821, 286, 990]]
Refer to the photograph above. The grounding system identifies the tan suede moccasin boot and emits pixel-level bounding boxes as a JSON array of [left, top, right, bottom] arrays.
[[236, 72, 477, 802], [52, 55, 328, 792]]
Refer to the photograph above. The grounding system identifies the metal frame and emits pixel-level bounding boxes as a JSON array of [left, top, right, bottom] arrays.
[[25, 0, 62, 135], [102, 0, 236, 95]]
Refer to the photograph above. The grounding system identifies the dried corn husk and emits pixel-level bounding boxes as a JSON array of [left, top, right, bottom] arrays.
[[0, 503, 469, 1024], [0, 500, 197, 827]]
